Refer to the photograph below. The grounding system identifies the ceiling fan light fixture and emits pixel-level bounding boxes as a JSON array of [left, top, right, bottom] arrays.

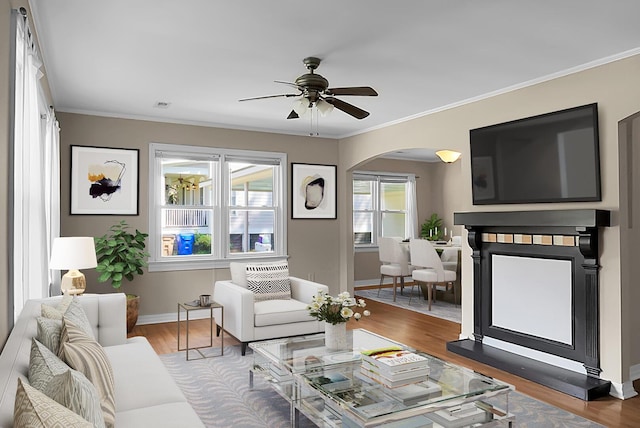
[[436, 150, 462, 163], [293, 98, 309, 116], [316, 99, 334, 116]]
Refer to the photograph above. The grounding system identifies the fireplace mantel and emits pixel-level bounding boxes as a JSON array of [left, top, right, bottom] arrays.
[[454, 209, 610, 228], [449, 208, 611, 400]]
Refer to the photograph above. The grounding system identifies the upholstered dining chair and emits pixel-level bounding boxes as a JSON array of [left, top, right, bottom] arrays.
[[440, 248, 459, 272], [409, 239, 456, 310], [378, 237, 414, 301]]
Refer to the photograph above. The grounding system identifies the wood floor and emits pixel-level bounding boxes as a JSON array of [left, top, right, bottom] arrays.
[[130, 295, 640, 427]]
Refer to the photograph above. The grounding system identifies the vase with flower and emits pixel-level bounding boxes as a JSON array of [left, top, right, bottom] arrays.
[[308, 291, 370, 350]]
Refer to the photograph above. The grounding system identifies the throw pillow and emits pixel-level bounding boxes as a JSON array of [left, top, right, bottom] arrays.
[[36, 317, 62, 356], [246, 261, 291, 302], [14, 378, 93, 428], [60, 318, 116, 428], [28, 339, 105, 428], [41, 294, 74, 319], [44, 298, 95, 341], [43, 370, 106, 428], [28, 338, 69, 391]]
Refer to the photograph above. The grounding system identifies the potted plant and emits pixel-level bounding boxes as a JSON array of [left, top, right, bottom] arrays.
[[420, 213, 443, 241], [95, 220, 150, 333]]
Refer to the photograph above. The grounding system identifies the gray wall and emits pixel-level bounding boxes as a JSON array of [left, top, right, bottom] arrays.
[[56, 112, 342, 318]]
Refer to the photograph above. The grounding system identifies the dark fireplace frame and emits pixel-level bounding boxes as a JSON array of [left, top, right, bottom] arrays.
[[449, 209, 611, 400]]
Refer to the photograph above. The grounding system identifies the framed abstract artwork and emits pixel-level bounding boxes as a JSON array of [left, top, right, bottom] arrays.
[[70, 145, 139, 215], [291, 163, 337, 219]]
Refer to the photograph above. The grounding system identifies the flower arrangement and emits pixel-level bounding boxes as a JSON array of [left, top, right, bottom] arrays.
[[308, 291, 371, 325]]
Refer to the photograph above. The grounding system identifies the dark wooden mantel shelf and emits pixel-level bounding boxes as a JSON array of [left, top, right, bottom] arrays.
[[454, 209, 610, 229]]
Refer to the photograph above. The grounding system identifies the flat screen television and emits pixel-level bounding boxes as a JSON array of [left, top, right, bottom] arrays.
[[469, 103, 601, 205]]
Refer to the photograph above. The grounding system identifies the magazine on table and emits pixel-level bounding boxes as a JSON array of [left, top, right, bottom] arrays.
[[361, 346, 429, 374], [359, 366, 430, 388]]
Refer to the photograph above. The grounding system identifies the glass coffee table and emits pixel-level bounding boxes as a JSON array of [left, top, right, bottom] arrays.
[[250, 329, 514, 427]]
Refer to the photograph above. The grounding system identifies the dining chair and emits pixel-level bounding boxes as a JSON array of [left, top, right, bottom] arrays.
[[440, 248, 458, 272], [409, 239, 456, 310], [378, 237, 414, 301]]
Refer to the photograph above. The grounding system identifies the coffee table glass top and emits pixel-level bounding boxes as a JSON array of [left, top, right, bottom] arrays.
[[250, 329, 512, 426], [250, 329, 412, 374], [301, 353, 510, 423]]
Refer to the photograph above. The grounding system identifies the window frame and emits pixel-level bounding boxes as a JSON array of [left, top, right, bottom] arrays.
[[148, 143, 287, 272], [353, 171, 417, 250]]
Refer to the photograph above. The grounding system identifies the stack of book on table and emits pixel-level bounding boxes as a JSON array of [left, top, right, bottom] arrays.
[[360, 346, 430, 388]]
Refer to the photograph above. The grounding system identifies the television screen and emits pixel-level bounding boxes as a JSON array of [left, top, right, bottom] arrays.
[[469, 103, 601, 205]]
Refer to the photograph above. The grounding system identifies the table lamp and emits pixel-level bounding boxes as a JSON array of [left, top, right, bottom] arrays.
[[49, 237, 98, 295]]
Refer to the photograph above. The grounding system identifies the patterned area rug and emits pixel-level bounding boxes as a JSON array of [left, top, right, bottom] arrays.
[[160, 345, 604, 428], [355, 287, 462, 324]]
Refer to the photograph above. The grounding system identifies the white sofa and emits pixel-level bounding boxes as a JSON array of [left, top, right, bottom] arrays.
[[0, 293, 204, 427], [213, 262, 329, 355]]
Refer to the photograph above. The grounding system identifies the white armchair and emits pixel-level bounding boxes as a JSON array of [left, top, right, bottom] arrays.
[[213, 261, 329, 355]]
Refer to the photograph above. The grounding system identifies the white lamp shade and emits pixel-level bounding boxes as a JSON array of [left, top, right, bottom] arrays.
[[316, 99, 334, 116], [49, 237, 98, 270], [293, 98, 309, 116], [435, 150, 462, 163]]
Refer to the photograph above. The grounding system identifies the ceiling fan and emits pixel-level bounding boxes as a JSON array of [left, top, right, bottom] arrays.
[[239, 57, 378, 120]]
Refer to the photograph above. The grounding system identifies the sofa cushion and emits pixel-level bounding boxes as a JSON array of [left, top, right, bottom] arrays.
[[246, 261, 291, 301], [36, 317, 63, 356], [42, 370, 105, 428], [13, 378, 93, 428], [103, 337, 188, 412], [254, 298, 314, 327], [60, 318, 116, 428]]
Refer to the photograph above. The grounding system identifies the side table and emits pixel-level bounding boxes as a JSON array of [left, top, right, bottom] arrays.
[[177, 301, 224, 360]]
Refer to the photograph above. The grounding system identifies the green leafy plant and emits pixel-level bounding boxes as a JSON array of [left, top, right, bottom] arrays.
[[420, 213, 443, 241], [193, 233, 211, 254], [95, 221, 150, 289]]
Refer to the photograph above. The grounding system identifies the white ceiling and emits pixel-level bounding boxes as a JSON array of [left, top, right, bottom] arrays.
[[29, 0, 640, 158]]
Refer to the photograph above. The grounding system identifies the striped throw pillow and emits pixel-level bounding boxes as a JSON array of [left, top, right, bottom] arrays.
[[60, 318, 116, 428]]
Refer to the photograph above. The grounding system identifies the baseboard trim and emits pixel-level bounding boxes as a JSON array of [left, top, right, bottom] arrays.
[[609, 380, 638, 400], [138, 309, 215, 325]]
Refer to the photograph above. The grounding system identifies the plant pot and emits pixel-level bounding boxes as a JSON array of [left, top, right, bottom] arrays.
[[126, 294, 140, 333]]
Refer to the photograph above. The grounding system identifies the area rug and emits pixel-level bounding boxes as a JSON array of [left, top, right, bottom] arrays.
[[355, 287, 462, 324], [160, 345, 604, 428]]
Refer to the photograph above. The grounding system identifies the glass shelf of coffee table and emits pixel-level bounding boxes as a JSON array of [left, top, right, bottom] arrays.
[[249, 329, 514, 427]]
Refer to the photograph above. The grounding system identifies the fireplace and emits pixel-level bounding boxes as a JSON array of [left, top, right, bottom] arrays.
[[448, 209, 611, 400]]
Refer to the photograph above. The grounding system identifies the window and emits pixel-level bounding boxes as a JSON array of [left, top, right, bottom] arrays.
[[148, 143, 286, 271], [353, 172, 417, 247]]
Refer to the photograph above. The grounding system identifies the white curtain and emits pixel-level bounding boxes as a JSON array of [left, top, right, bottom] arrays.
[[12, 10, 60, 319]]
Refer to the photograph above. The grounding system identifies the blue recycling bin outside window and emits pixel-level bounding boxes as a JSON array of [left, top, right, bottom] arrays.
[[177, 233, 195, 255]]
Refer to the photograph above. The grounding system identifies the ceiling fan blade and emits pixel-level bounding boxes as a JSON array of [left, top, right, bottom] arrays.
[[239, 93, 298, 102], [325, 97, 370, 119], [326, 86, 378, 96], [274, 80, 302, 90], [287, 110, 299, 119]]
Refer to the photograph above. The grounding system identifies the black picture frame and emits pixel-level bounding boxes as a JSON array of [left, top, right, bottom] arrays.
[[70, 145, 139, 215], [291, 163, 337, 219]]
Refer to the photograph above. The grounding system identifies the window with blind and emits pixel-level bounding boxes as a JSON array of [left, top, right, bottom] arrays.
[[353, 172, 417, 247], [148, 143, 286, 271]]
